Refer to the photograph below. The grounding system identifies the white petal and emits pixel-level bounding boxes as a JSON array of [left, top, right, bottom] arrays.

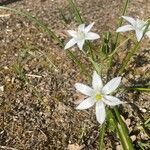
[[78, 24, 85, 32], [67, 30, 77, 37], [64, 38, 77, 49], [85, 32, 100, 40], [77, 39, 85, 50], [85, 22, 95, 33], [135, 29, 143, 41], [74, 83, 94, 96], [92, 71, 103, 90], [76, 97, 95, 110], [102, 77, 121, 94], [136, 19, 146, 29], [96, 101, 106, 124], [116, 25, 134, 32], [122, 16, 136, 26], [103, 96, 124, 106], [146, 31, 150, 38]]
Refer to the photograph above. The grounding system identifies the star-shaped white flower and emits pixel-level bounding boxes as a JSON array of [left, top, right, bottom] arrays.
[[64, 22, 100, 50], [116, 16, 150, 41], [75, 71, 124, 124]]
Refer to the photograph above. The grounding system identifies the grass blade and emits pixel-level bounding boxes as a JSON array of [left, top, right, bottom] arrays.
[[68, 0, 84, 24]]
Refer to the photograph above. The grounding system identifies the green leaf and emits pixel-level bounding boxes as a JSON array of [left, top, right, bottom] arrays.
[[106, 110, 116, 132], [138, 142, 150, 150], [144, 118, 150, 129], [68, 0, 84, 24], [101, 32, 111, 55]]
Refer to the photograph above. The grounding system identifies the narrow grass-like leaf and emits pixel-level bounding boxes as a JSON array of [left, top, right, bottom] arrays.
[[113, 108, 134, 150], [128, 87, 150, 92], [107, 109, 133, 150], [144, 118, 150, 129], [68, 0, 84, 24], [101, 32, 111, 55], [138, 142, 150, 150]]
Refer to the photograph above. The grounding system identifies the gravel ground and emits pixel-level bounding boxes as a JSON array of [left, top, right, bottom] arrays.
[[0, 0, 150, 149]]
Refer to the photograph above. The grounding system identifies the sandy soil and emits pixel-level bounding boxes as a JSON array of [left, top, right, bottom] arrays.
[[0, 0, 150, 149]]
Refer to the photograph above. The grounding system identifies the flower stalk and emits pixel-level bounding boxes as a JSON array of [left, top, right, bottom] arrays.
[[99, 123, 106, 150]]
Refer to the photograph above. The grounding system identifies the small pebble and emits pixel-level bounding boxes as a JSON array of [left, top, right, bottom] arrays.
[[140, 108, 147, 113], [131, 135, 136, 142], [0, 86, 4, 92], [116, 145, 122, 150]]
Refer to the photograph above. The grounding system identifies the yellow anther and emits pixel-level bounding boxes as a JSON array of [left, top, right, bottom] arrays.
[[95, 94, 102, 101]]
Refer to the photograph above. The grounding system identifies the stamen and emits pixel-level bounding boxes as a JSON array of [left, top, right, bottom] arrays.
[[95, 93, 102, 101]]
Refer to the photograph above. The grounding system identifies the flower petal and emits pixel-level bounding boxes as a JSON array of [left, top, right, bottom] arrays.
[[85, 22, 95, 33], [122, 16, 136, 26], [135, 29, 143, 41], [146, 31, 150, 38], [136, 19, 146, 29], [85, 32, 100, 40], [92, 71, 103, 90], [96, 101, 106, 124], [78, 24, 85, 32], [103, 96, 124, 106], [116, 25, 134, 32], [64, 38, 77, 49], [102, 77, 121, 94], [77, 39, 85, 50], [76, 97, 95, 110], [74, 83, 94, 96], [67, 30, 77, 37]]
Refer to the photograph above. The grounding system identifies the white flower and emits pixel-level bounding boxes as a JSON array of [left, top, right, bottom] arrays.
[[116, 16, 150, 41], [75, 71, 124, 124], [64, 22, 100, 50]]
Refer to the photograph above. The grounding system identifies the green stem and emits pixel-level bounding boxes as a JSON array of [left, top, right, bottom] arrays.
[[99, 123, 106, 150], [85, 41, 95, 60]]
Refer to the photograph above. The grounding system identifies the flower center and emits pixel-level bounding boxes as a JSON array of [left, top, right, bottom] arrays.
[[77, 31, 85, 40], [95, 93, 103, 101]]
